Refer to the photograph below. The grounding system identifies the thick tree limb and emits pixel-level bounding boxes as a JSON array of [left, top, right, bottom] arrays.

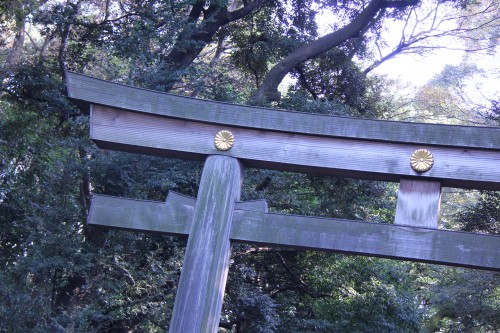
[[162, 0, 270, 90], [251, 0, 419, 103]]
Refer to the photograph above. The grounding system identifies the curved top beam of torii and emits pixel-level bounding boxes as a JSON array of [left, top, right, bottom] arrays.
[[66, 72, 500, 190]]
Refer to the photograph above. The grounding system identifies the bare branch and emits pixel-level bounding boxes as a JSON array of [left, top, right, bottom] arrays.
[[364, 0, 499, 73]]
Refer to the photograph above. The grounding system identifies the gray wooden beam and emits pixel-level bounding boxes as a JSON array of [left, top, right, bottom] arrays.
[[89, 105, 500, 190], [66, 72, 500, 150], [88, 192, 266, 233], [88, 195, 500, 271], [88, 192, 195, 235], [231, 211, 500, 271], [169, 156, 243, 333]]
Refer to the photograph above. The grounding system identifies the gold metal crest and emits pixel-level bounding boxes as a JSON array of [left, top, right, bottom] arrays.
[[410, 149, 434, 172], [214, 130, 234, 151]]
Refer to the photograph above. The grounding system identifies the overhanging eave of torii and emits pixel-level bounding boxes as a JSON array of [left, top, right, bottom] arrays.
[[67, 72, 499, 332], [67, 72, 499, 190]]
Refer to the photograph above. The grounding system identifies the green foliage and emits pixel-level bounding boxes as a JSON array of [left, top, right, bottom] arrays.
[[240, 253, 423, 333], [223, 262, 281, 332], [422, 268, 500, 333], [458, 191, 499, 234], [392, 62, 496, 124], [429, 63, 481, 89], [230, 4, 299, 88], [488, 99, 500, 121], [286, 48, 386, 118]]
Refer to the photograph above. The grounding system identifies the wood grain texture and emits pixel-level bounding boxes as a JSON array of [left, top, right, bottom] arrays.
[[394, 179, 442, 228], [90, 105, 500, 190], [88, 195, 500, 271], [87, 192, 195, 235], [230, 211, 500, 271], [67, 72, 500, 150], [169, 156, 243, 333], [88, 192, 267, 234]]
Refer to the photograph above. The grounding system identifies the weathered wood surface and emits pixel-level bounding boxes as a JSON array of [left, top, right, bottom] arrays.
[[88, 195, 500, 271], [395, 179, 442, 228], [88, 192, 195, 235], [88, 193, 267, 234], [231, 211, 500, 271], [169, 156, 243, 333], [67, 72, 500, 149], [89, 105, 500, 190]]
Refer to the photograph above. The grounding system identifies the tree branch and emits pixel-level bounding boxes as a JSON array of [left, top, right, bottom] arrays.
[[295, 65, 319, 100], [251, 0, 419, 103], [161, 0, 271, 91], [364, 0, 499, 73]]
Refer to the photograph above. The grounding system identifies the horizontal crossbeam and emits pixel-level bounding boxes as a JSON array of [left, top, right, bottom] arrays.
[[66, 72, 500, 190], [90, 105, 499, 190], [89, 193, 500, 271], [66, 72, 499, 150]]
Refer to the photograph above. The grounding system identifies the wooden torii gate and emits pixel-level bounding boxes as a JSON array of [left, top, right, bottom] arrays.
[[67, 72, 500, 333]]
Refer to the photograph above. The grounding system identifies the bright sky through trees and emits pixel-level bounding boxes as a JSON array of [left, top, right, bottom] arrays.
[[318, 0, 498, 86], [370, 39, 463, 85]]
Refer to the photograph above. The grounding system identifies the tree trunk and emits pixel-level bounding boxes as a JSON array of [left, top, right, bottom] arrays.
[[4, 21, 26, 70], [161, 0, 270, 91]]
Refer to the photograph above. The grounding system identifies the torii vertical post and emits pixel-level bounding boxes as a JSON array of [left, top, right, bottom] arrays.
[[395, 179, 441, 228], [169, 155, 243, 332]]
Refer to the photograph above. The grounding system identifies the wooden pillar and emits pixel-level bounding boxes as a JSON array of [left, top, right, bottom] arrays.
[[395, 179, 442, 228], [169, 155, 243, 333]]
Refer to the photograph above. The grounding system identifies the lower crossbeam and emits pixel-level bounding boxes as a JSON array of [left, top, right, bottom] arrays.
[[88, 193, 500, 271]]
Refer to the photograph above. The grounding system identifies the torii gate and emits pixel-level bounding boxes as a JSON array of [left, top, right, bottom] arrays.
[[66, 72, 500, 333]]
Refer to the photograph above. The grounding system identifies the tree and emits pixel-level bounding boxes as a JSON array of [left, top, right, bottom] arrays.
[[422, 268, 500, 333], [251, 0, 420, 102], [1, 0, 498, 332]]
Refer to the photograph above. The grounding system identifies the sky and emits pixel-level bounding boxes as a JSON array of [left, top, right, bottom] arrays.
[[316, 1, 498, 88], [370, 48, 463, 86]]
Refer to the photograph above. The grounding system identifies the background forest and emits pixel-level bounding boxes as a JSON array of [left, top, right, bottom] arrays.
[[0, 0, 499, 332]]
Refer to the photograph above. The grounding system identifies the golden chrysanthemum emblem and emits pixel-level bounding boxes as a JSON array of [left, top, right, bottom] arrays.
[[410, 149, 434, 172], [214, 130, 234, 151]]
